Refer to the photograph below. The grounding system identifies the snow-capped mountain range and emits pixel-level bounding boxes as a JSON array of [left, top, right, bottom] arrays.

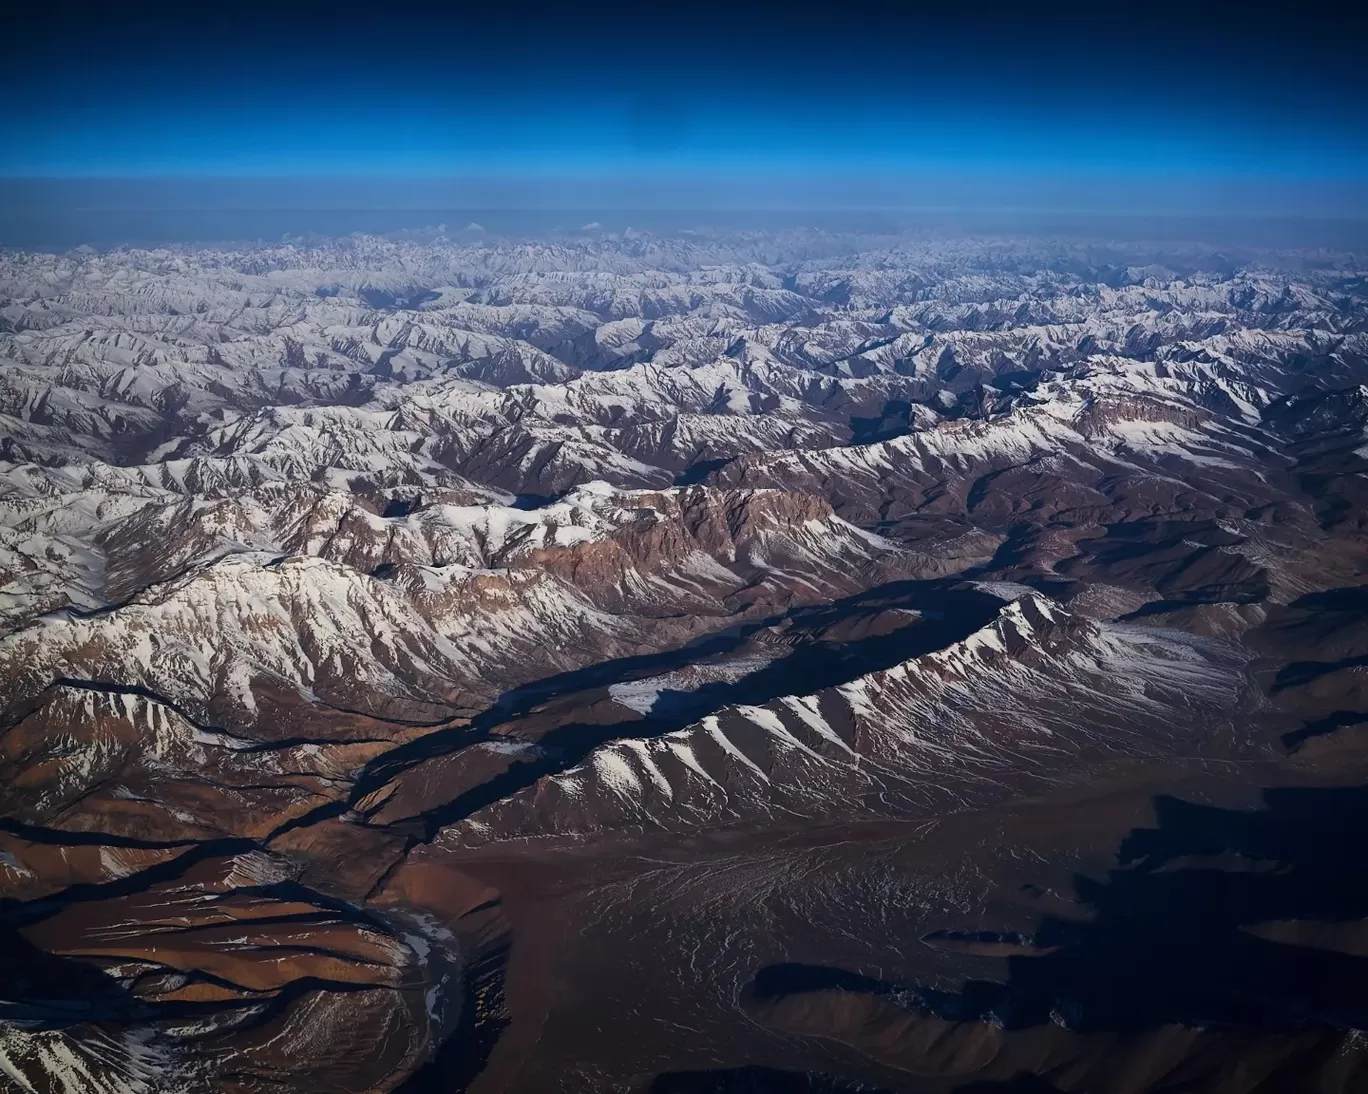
[[2, 227, 1366, 1093]]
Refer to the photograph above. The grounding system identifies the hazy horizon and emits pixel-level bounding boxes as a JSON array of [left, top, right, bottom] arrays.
[[5, 0, 1366, 251], [4, 178, 1368, 253]]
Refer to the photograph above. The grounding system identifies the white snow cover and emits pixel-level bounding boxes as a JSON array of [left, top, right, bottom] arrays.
[[453, 593, 1249, 842]]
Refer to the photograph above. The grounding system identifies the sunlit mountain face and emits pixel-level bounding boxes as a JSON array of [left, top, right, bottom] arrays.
[[3, 3, 1368, 1094]]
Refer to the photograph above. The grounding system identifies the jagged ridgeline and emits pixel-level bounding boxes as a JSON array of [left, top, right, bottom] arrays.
[[2, 230, 1367, 1093]]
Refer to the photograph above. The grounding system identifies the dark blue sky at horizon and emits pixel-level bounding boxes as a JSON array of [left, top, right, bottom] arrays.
[[4, 0, 1368, 217]]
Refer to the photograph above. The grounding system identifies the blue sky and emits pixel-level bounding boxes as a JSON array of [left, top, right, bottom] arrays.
[[4, 0, 1366, 216]]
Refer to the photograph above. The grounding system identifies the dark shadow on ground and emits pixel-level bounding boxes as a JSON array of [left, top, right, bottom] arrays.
[[650, 1066, 896, 1093], [395, 936, 510, 1094], [741, 785, 1368, 1087]]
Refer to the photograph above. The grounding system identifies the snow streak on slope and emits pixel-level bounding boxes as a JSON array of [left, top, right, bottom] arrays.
[[449, 594, 1250, 843], [0, 1026, 173, 1094], [0, 478, 915, 732]]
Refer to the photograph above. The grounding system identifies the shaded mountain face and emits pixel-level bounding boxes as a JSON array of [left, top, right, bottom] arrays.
[[0, 228, 1366, 1093]]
